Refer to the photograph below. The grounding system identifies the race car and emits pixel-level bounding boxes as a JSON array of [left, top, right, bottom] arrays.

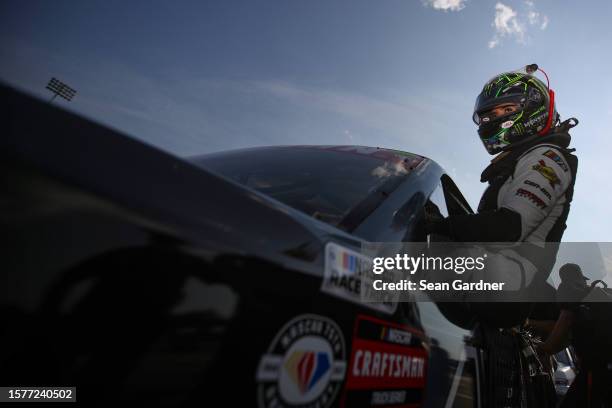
[[0, 84, 555, 407]]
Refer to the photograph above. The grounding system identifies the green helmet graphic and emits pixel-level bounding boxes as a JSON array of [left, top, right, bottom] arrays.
[[473, 67, 557, 155]]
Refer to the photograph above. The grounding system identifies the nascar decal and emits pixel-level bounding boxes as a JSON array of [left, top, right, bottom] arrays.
[[341, 315, 428, 408], [256, 314, 347, 408], [532, 160, 560, 189], [543, 149, 569, 172], [322, 242, 398, 315], [516, 188, 547, 209]]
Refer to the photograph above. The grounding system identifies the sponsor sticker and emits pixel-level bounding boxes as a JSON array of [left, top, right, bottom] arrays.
[[532, 160, 561, 189], [543, 149, 569, 172], [341, 315, 428, 407], [322, 242, 398, 315], [523, 179, 552, 200], [256, 314, 347, 408], [524, 114, 545, 129], [516, 188, 547, 209], [501, 120, 514, 129]]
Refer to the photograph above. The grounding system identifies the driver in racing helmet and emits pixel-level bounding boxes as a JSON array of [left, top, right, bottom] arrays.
[[427, 64, 579, 284]]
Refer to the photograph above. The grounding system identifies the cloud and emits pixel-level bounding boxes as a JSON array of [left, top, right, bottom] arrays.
[[488, 1, 549, 48], [489, 3, 525, 48], [525, 0, 549, 30], [489, 0, 548, 48], [422, 0, 466, 12], [371, 161, 409, 178]]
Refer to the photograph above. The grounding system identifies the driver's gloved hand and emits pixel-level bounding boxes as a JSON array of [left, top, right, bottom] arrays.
[[416, 201, 451, 238], [425, 217, 451, 236], [424, 201, 444, 221]]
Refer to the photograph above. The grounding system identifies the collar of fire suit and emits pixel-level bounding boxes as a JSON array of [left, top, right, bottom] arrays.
[[480, 132, 572, 183]]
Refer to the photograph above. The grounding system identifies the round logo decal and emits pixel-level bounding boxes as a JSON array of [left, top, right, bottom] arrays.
[[256, 314, 346, 408], [501, 120, 514, 129]]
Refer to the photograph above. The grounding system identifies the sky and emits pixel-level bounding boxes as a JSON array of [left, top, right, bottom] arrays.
[[1, 0, 611, 243]]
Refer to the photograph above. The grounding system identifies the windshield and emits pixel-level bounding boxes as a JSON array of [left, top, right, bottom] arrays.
[[192, 146, 422, 227]]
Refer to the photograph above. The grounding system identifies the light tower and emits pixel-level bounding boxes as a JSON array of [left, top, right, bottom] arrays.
[[46, 77, 77, 103]]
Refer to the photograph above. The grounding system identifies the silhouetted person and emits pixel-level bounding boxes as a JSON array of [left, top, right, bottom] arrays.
[[539, 263, 612, 407], [556, 263, 591, 304]]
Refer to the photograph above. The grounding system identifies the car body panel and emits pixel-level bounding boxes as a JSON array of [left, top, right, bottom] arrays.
[[1, 84, 551, 407]]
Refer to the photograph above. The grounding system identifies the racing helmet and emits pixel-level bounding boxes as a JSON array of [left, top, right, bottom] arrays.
[[473, 64, 558, 155]]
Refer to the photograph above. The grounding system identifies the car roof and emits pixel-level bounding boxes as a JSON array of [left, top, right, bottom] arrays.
[[192, 145, 428, 168]]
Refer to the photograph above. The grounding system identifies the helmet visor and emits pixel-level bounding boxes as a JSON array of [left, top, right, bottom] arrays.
[[473, 102, 522, 125]]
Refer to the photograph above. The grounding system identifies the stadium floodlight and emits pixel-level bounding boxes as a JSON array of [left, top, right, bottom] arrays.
[[46, 77, 77, 103]]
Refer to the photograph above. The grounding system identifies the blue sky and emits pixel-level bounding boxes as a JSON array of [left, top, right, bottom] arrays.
[[1, 0, 611, 243]]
